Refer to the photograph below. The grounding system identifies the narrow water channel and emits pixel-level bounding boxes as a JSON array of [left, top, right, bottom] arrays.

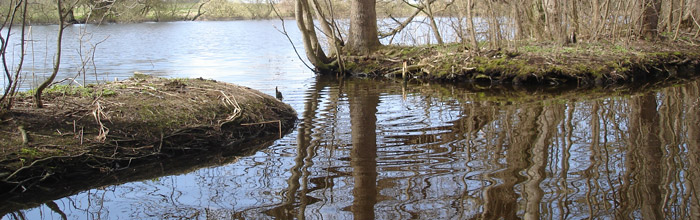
[[2, 20, 700, 219]]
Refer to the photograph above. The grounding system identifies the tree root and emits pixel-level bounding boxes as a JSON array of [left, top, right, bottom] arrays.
[[3, 152, 87, 182]]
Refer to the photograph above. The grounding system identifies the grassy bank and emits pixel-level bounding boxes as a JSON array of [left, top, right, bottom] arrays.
[[346, 40, 700, 87], [0, 75, 296, 194]]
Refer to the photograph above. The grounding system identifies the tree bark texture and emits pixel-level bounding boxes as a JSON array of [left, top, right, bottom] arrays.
[[347, 0, 381, 54]]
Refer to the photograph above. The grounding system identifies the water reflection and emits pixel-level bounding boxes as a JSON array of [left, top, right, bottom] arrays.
[[4, 76, 700, 219], [348, 80, 380, 219], [258, 76, 700, 219]]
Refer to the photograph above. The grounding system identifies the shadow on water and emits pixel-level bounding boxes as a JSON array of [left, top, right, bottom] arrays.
[[3, 75, 700, 219], [0, 132, 288, 216]]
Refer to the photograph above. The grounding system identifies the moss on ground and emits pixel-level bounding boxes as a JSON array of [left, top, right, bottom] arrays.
[[345, 41, 700, 87]]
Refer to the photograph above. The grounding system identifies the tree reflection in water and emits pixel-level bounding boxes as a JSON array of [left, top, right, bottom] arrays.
[[5, 78, 700, 219]]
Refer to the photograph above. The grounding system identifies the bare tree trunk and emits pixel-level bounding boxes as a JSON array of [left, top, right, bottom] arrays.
[[190, 0, 211, 21], [485, 0, 501, 48], [0, 0, 27, 110], [424, 0, 444, 45], [347, 0, 381, 54], [295, 0, 334, 73], [529, 0, 547, 40], [544, 0, 566, 44], [309, 0, 341, 56], [593, 0, 612, 40], [35, 0, 69, 108], [301, 0, 325, 61], [674, 0, 686, 40], [512, 0, 526, 41], [642, 0, 662, 39], [667, 0, 675, 32], [570, 0, 579, 42], [6, 0, 28, 109], [593, 0, 601, 36], [466, 0, 478, 52], [613, 0, 627, 41]]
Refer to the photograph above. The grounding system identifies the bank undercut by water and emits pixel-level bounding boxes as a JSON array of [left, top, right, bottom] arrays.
[[0, 75, 297, 194]]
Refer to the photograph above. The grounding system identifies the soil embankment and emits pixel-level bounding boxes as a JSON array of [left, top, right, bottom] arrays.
[[347, 41, 700, 87], [0, 75, 297, 196]]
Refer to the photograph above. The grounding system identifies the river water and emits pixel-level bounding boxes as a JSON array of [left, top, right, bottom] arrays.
[[2, 20, 700, 219]]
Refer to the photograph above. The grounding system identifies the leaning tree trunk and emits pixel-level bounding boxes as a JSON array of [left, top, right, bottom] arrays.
[[35, 0, 67, 108], [295, 0, 336, 73], [424, 0, 444, 45], [347, 0, 381, 55]]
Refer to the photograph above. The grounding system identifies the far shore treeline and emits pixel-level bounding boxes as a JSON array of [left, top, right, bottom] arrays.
[[0, 0, 414, 23], [0, 0, 295, 23]]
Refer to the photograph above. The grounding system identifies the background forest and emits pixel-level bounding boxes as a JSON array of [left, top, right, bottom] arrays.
[[3, 0, 699, 43]]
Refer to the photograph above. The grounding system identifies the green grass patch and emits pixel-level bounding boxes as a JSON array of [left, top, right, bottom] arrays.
[[23, 84, 117, 98]]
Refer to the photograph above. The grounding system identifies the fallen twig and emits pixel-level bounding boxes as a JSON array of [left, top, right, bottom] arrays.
[[219, 91, 242, 121], [18, 125, 28, 146], [91, 100, 109, 143]]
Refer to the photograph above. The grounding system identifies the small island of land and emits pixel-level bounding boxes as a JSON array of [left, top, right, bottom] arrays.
[[0, 75, 297, 195], [346, 41, 700, 87]]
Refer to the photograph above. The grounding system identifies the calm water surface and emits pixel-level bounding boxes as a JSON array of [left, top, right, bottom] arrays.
[[2, 21, 700, 219]]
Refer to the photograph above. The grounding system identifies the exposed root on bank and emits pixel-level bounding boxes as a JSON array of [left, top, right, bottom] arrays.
[[2, 151, 87, 192], [91, 100, 109, 143]]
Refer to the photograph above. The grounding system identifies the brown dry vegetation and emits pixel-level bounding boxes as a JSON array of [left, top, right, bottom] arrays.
[[346, 41, 700, 87], [0, 75, 296, 194]]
